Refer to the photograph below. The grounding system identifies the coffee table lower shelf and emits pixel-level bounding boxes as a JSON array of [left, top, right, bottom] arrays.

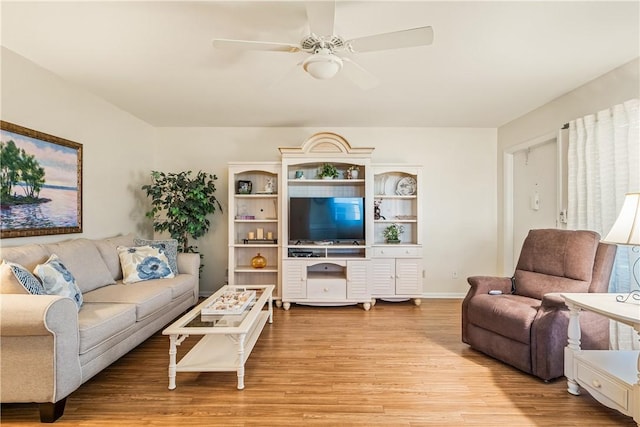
[[168, 311, 270, 390]]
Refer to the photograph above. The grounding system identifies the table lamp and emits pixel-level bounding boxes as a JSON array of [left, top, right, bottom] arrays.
[[603, 192, 640, 303]]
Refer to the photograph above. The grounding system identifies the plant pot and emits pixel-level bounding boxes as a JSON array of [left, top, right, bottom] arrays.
[[386, 239, 401, 244], [322, 176, 334, 180]]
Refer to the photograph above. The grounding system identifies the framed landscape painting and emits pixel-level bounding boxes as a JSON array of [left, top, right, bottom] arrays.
[[0, 121, 82, 238]]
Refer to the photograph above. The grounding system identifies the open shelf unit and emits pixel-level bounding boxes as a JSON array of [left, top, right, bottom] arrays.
[[228, 162, 281, 299], [371, 165, 423, 305]]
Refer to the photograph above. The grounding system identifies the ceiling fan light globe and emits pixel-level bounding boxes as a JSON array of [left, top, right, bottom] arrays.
[[303, 53, 343, 80]]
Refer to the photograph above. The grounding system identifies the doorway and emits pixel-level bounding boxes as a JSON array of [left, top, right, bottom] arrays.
[[503, 130, 565, 274], [512, 140, 558, 266]]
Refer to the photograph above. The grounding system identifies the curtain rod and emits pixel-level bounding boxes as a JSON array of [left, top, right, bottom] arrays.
[[561, 123, 569, 130]]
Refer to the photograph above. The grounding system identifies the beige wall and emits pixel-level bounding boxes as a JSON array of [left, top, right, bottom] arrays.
[[0, 47, 499, 298], [496, 57, 640, 274], [0, 47, 156, 246], [155, 127, 498, 296]]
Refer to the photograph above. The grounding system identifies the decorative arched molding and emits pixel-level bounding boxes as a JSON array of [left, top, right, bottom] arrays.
[[279, 132, 374, 156]]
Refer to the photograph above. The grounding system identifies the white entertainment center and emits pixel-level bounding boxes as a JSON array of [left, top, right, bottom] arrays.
[[228, 132, 423, 310]]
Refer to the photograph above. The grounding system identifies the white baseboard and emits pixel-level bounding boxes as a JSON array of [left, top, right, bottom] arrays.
[[420, 293, 466, 299]]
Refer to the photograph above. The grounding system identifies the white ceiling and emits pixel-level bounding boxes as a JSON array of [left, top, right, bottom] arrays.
[[1, 1, 638, 128]]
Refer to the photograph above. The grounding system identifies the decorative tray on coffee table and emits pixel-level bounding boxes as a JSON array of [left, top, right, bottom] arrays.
[[202, 289, 256, 315]]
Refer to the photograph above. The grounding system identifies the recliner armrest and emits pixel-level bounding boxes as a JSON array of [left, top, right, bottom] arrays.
[[540, 292, 568, 310], [467, 276, 512, 295]]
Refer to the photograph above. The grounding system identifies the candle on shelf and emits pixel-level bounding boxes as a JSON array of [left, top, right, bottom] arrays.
[[256, 228, 264, 239], [248, 231, 255, 240], [267, 231, 273, 240]]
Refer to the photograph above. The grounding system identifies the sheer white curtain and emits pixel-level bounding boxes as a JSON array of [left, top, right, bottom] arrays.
[[567, 98, 640, 350]]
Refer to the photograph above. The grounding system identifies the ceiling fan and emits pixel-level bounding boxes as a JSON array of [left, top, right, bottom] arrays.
[[212, 2, 433, 89]]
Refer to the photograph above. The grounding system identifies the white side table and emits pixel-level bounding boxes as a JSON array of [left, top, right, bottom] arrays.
[[562, 293, 640, 426]]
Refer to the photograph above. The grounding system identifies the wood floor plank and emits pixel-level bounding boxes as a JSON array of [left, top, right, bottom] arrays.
[[1, 299, 635, 426]]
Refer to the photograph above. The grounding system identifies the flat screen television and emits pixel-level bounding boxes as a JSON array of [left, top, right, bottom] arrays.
[[289, 197, 365, 243]]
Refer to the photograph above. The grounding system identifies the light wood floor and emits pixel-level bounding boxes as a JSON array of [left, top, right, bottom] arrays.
[[1, 299, 635, 426]]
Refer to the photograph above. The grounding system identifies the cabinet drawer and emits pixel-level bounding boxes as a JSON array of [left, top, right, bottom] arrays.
[[576, 360, 630, 412], [307, 279, 346, 299], [373, 246, 420, 257]]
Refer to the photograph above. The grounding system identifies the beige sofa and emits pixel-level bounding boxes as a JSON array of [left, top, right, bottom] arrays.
[[0, 234, 199, 422]]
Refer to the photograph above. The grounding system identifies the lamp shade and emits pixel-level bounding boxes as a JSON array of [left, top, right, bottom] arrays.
[[303, 52, 343, 80], [603, 192, 640, 245]]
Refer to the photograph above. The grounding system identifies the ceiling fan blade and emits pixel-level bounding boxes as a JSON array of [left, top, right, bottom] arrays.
[[346, 26, 434, 53], [306, 1, 335, 36], [266, 59, 306, 91], [212, 38, 300, 53], [341, 57, 380, 90]]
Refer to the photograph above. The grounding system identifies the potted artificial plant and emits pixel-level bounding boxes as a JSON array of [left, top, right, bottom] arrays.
[[142, 170, 223, 254], [383, 223, 405, 244], [317, 163, 338, 179]]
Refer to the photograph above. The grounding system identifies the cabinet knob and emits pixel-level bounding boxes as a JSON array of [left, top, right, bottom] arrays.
[[323, 288, 329, 292], [591, 379, 602, 388]]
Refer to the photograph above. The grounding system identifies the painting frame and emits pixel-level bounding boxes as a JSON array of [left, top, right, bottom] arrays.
[[0, 121, 83, 238]]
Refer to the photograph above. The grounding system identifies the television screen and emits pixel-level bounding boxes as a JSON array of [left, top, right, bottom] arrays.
[[289, 197, 365, 243]]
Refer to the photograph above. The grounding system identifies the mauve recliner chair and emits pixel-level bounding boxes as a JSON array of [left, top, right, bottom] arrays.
[[462, 229, 617, 381]]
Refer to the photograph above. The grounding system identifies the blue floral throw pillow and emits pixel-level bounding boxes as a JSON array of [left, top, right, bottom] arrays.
[[117, 245, 175, 284], [34, 254, 83, 310], [133, 238, 179, 275]]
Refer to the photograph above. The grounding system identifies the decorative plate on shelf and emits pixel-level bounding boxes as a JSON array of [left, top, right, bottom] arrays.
[[395, 177, 417, 195]]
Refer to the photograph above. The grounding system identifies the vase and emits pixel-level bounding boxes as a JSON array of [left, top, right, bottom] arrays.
[[251, 253, 267, 268], [350, 170, 359, 179]]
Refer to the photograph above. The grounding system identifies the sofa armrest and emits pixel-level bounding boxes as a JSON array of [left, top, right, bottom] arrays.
[[466, 276, 512, 295], [0, 295, 82, 404], [177, 252, 200, 276]]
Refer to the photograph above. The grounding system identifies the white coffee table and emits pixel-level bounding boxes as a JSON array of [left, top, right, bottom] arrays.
[[162, 284, 274, 390]]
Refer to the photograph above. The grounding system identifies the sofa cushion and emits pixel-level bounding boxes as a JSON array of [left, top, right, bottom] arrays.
[[34, 254, 83, 310], [154, 274, 196, 300], [0, 244, 50, 271], [0, 260, 46, 295], [77, 302, 137, 354], [43, 239, 115, 293], [82, 282, 173, 320], [134, 238, 179, 275], [117, 245, 175, 284], [467, 294, 540, 344], [94, 233, 136, 281]]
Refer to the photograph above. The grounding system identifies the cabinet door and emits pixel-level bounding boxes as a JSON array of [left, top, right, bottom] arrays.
[[371, 258, 395, 295], [282, 261, 306, 299], [395, 258, 422, 295], [346, 260, 371, 299]]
